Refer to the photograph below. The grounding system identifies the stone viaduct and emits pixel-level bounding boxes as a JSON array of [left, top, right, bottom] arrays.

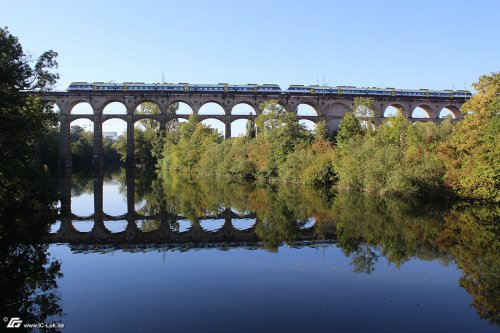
[[39, 90, 467, 170]]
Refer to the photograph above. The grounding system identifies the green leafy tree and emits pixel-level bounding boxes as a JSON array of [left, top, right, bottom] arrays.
[[70, 125, 93, 169], [352, 97, 376, 130], [0, 27, 59, 210], [336, 111, 362, 150], [334, 112, 454, 197], [160, 114, 222, 174], [253, 100, 312, 177], [314, 120, 329, 141], [246, 118, 256, 139], [439, 72, 500, 202]]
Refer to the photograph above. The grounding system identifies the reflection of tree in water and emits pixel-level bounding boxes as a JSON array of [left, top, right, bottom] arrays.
[[0, 210, 63, 331], [333, 193, 500, 325], [70, 171, 93, 197], [351, 244, 378, 274], [106, 171, 499, 324], [333, 193, 449, 268], [437, 203, 500, 325]]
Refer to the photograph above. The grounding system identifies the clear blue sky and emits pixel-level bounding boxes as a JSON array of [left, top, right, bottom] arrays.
[[2, 0, 499, 134]]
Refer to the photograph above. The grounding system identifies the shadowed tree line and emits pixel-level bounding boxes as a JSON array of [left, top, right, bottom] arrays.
[[0, 27, 68, 330]]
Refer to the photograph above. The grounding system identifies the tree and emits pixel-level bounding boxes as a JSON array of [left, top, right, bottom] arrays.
[[352, 97, 376, 130], [0, 27, 63, 326], [253, 100, 312, 177], [439, 72, 500, 202], [314, 120, 329, 141], [336, 111, 362, 150], [160, 114, 222, 174], [246, 118, 256, 139], [70, 125, 93, 169], [0, 27, 59, 210]]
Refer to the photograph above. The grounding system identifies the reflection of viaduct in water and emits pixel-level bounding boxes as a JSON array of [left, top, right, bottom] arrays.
[[38, 90, 467, 169], [48, 173, 336, 246]]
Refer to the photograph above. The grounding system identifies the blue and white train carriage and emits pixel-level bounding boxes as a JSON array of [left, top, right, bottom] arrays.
[[67, 82, 282, 94], [286, 85, 472, 99], [67, 82, 472, 99]]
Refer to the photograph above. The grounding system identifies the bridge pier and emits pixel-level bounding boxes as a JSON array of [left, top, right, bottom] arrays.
[[58, 116, 72, 171], [92, 117, 103, 171], [225, 120, 231, 139], [60, 168, 72, 214], [126, 117, 135, 168], [126, 170, 136, 215]]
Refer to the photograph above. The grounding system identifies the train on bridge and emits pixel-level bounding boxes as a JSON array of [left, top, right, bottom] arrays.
[[68, 82, 472, 99]]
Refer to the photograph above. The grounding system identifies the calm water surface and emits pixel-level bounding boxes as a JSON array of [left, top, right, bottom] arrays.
[[2, 170, 499, 332]]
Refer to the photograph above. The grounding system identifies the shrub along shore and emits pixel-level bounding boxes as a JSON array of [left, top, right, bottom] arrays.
[[158, 72, 499, 202]]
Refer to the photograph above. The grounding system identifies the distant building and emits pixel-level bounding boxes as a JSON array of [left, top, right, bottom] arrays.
[[103, 132, 118, 141]]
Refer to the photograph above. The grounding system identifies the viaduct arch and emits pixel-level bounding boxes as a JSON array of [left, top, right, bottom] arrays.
[[39, 90, 467, 170]]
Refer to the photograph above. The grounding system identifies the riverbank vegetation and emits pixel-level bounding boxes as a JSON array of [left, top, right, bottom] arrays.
[[158, 72, 499, 202]]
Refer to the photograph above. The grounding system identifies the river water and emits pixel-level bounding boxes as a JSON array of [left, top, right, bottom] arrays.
[[2, 170, 499, 332]]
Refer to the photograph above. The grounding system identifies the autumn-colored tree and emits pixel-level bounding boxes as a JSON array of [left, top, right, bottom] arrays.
[[439, 72, 500, 202]]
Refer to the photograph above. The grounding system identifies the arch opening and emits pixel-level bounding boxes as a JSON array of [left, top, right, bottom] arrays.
[[232, 218, 256, 231], [70, 173, 94, 216], [261, 101, 287, 115], [135, 101, 160, 115], [412, 107, 430, 118], [353, 104, 378, 130], [384, 105, 404, 117], [231, 103, 257, 115], [175, 102, 194, 115], [297, 104, 318, 116], [51, 103, 60, 114], [201, 118, 226, 137], [102, 119, 126, 168], [134, 117, 161, 131], [136, 219, 161, 232], [103, 102, 127, 115], [49, 221, 61, 234], [231, 119, 253, 138], [299, 119, 316, 132], [299, 217, 316, 229], [72, 220, 94, 233], [199, 102, 225, 115], [104, 220, 128, 233], [171, 219, 192, 233], [70, 119, 94, 170], [439, 107, 458, 119], [200, 219, 225, 232], [71, 102, 93, 115]]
